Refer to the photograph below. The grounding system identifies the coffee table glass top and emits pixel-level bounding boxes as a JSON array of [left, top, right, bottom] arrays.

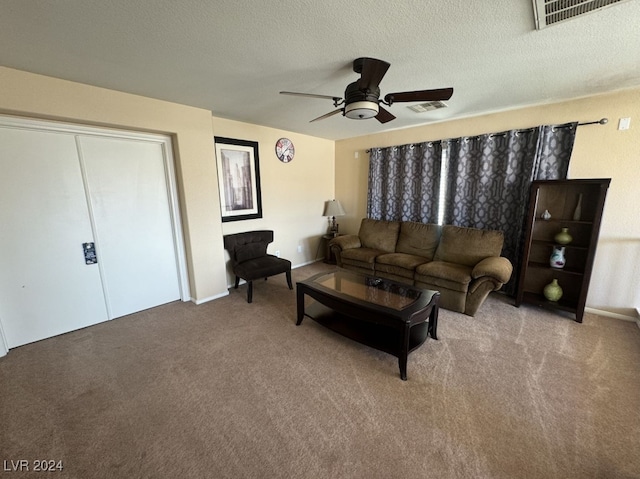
[[311, 270, 422, 311]]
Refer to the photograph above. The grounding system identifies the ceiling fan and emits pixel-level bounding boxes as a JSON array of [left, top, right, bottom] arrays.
[[280, 57, 453, 124]]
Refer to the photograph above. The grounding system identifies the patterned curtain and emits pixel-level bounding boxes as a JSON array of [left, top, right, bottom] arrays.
[[367, 141, 443, 223], [443, 123, 578, 295]]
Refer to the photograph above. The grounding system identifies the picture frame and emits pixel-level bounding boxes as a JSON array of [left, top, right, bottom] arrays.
[[214, 136, 263, 222]]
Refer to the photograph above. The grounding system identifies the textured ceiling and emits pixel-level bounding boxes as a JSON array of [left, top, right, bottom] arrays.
[[1, 0, 640, 140]]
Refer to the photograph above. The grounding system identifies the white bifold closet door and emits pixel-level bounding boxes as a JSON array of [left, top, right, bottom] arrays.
[[78, 136, 181, 320], [0, 128, 109, 347], [0, 122, 184, 350]]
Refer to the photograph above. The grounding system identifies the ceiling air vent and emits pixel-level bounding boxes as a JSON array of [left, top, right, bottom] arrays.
[[532, 0, 632, 29], [408, 101, 448, 113]]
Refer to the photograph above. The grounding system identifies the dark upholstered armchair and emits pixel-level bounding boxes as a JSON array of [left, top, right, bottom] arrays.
[[223, 230, 292, 303]]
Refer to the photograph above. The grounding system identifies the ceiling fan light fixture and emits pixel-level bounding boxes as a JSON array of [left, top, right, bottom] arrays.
[[344, 101, 379, 120]]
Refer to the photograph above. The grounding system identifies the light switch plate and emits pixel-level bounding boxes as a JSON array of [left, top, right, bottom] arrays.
[[618, 117, 631, 130]]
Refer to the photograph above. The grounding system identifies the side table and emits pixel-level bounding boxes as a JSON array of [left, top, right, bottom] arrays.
[[321, 234, 341, 264]]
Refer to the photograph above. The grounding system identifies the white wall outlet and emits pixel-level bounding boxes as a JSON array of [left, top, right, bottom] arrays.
[[275, 250, 280, 258], [297, 245, 303, 253], [618, 117, 631, 130]]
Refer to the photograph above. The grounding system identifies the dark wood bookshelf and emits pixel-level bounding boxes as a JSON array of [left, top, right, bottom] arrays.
[[515, 179, 610, 322]]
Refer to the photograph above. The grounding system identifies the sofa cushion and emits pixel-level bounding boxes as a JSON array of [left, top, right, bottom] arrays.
[[375, 253, 428, 279], [359, 218, 400, 253], [396, 222, 441, 260], [341, 247, 383, 265], [434, 225, 504, 267], [376, 252, 428, 269], [415, 261, 472, 293]]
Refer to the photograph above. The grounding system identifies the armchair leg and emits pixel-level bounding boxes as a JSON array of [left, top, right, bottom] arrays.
[[234, 276, 240, 289], [286, 270, 293, 290], [247, 281, 253, 303]]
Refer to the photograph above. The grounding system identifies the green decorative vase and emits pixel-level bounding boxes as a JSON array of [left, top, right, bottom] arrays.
[[543, 279, 563, 302], [554, 227, 572, 245]]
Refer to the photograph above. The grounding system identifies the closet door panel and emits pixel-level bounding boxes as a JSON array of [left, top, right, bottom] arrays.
[[79, 136, 181, 319], [0, 127, 108, 347]]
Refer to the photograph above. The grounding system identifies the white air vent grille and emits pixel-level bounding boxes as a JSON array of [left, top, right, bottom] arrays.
[[408, 101, 448, 113], [532, 0, 631, 29]]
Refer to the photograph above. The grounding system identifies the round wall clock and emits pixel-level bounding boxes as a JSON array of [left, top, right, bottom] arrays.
[[275, 137, 295, 163]]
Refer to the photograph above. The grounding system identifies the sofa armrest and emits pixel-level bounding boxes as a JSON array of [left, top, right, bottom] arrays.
[[329, 234, 361, 251], [329, 234, 361, 268], [471, 256, 513, 284]]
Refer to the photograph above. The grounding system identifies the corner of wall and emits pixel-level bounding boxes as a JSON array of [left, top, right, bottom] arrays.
[[0, 316, 8, 357]]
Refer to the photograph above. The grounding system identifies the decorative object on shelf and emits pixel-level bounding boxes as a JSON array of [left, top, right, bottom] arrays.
[[275, 137, 295, 163], [542, 209, 551, 220], [323, 199, 346, 237], [543, 279, 563, 302], [554, 227, 573, 245], [550, 246, 566, 269], [573, 193, 583, 220]]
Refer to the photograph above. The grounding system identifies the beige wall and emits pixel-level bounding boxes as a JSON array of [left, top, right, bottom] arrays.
[[2, 65, 636, 317], [0, 67, 336, 304], [211, 117, 335, 286], [0, 67, 226, 302], [335, 88, 640, 317]]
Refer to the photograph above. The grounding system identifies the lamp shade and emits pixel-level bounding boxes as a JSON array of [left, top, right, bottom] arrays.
[[323, 199, 346, 217]]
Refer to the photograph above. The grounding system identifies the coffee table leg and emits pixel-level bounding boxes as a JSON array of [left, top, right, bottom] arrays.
[[399, 325, 410, 380], [399, 357, 408, 381], [428, 305, 439, 340], [296, 285, 305, 325]]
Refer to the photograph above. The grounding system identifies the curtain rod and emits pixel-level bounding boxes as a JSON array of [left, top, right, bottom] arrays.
[[578, 118, 608, 126], [365, 118, 609, 152]]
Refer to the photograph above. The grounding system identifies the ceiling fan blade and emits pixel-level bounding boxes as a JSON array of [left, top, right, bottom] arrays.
[[384, 87, 454, 104], [358, 58, 390, 91], [280, 91, 342, 102], [375, 105, 396, 124], [310, 108, 343, 123]]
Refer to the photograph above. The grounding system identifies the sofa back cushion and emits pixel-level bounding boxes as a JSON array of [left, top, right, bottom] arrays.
[[434, 225, 504, 267], [396, 222, 441, 260], [358, 218, 400, 253]]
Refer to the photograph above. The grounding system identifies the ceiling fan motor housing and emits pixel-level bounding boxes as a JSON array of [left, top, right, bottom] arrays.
[[344, 81, 380, 119]]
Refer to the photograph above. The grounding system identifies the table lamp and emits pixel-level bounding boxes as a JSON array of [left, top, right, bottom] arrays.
[[323, 199, 346, 237]]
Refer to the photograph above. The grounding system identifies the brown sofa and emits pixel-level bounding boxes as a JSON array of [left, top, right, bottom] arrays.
[[329, 219, 513, 316]]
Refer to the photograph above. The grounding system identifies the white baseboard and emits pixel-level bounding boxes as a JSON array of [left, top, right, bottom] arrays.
[[584, 307, 638, 322], [293, 258, 325, 269], [191, 291, 229, 305]]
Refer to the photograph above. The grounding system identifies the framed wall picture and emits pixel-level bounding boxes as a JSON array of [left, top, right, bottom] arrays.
[[214, 136, 263, 222]]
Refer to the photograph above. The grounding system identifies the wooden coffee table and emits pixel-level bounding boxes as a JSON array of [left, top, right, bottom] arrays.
[[296, 270, 439, 380]]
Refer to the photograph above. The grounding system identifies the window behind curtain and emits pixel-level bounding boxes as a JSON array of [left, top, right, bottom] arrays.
[[367, 123, 577, 296]]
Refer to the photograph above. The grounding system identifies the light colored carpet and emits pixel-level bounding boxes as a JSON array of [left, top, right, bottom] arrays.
[[1, 262, 639, 479]]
